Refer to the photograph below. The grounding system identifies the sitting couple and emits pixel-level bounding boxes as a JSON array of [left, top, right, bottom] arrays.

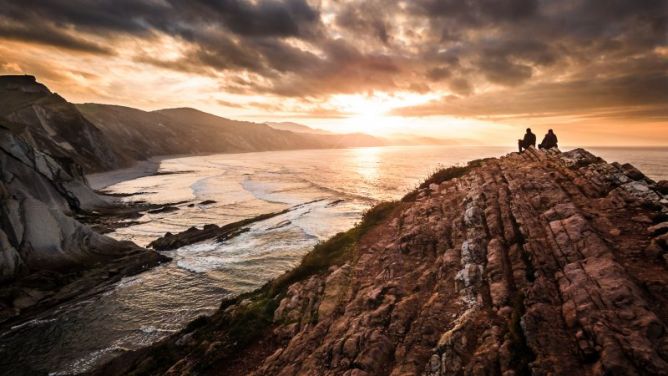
[[518, 128, 558, 153]]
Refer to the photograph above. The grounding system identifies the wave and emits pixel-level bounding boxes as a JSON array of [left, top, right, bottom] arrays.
[[7, 317, 58, 333]]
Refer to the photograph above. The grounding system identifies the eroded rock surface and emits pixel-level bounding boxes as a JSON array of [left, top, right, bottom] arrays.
[[0, 115, 166, 323], [94, 148, 668, 376], [0, 75, 131, 173]]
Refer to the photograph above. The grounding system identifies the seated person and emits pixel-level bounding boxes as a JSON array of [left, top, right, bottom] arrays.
[[518, 128, 536, 153], [539, 129, 559, 150]]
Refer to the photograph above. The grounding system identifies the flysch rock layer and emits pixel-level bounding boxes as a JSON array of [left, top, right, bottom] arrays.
[[93, 148, 668, 376], [0, 117, 167, 323]]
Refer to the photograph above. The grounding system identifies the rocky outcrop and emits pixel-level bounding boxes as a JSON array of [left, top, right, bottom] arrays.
[[148, 209, 291, 251], [0, 116, 167, 323], [93, 148, 668, 376], [0, 75, 131, 172]]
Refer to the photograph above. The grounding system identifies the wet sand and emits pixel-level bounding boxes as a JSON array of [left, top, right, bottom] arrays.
[[86, 157, 164, 190]]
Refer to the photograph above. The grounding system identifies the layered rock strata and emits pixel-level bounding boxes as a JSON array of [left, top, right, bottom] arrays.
[[0, 75, 130, 172], [94, 148, 668, 376], [0, 117, 166, 323]]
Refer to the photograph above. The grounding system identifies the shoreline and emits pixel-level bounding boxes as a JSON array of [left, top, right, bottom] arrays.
[[86, 157, 165, 191]]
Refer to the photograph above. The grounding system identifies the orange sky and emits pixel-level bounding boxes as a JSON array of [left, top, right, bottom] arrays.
[[0, 0, 666, 145]]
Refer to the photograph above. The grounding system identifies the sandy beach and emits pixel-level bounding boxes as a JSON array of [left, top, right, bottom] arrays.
[[86, 157, 164, 190]]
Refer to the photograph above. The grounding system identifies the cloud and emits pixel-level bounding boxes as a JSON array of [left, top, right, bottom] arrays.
[[0, 18, 112, 54], [392, 72, 668, 120], [0, 0, 665, 124]]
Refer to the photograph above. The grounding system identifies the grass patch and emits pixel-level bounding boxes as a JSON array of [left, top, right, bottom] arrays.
[[226, 294, 280, 347], [402, 158, 490, 202], [270, 200, 399, 294], [200, 200, 400, 367]]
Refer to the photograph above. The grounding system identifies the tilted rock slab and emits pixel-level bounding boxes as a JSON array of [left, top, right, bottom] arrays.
[[95, 148, 668, 376], [0, 120, 167, 322]]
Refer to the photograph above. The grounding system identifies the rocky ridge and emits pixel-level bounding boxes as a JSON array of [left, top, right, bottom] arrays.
[[0, 107, 167, 324], [0, 75, 131, 173], [93, 148, 668, 376]]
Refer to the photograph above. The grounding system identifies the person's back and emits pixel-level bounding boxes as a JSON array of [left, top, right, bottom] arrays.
[[518, 128, 536, 152], [539, 129, 558, 149]]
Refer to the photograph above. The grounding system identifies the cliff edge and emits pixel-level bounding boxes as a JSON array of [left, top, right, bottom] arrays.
[[0, 111, 166, 324], [95, 148, 668, 376]]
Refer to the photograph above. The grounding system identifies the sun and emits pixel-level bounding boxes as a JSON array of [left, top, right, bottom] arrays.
[[329, 92, 439, 135]]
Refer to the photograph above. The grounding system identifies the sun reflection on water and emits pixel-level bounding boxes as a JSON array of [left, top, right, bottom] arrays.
[[350, 147, 383, 183]]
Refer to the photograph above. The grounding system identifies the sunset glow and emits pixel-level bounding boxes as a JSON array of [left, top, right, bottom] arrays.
[[0, 0, 665, 145]]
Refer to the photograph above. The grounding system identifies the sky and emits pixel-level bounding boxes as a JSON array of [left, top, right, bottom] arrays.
[[0, 0, 666, 145]]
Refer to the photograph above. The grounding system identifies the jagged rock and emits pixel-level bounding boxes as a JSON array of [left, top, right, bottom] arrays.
[[657, 181, 668, 195], [148, 209, 291, 251], [0, 114, 166, 323], [93, 148, 668, 376], [648, 222, 668, 236], [0, 75, 131, 172]]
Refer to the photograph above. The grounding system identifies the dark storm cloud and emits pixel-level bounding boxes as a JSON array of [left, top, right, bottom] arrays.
[[199, 0, 319, 37], [478, 58, 533, 86], [409, 0, 538, 25], [335, 2, 392, 44], [0, 0, 166, 36], [426, 67, 451, 82], [0, 0, 320, 37], [0, 0, 666, 120], [0, 22, 112, 54], [392, 72, 668, 119]]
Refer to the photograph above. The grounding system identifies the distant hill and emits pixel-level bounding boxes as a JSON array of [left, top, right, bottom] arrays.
[[0, 75, 388, 173], [1, 75, 466, 174], [265, 121, 332, 134], [266, 121, 391, 147], [266, 121, 475, 147], [78, 105, 340, 164], [386, 133, 480, 146]]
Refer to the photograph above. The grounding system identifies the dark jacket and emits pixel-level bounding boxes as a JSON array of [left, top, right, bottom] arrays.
[[540, 133, 558, 149], [523, 132, 536, 146]]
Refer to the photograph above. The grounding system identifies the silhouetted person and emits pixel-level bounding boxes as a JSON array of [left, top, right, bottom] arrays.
[[518, 128, 536, 153], [539, 129, 558, 150]]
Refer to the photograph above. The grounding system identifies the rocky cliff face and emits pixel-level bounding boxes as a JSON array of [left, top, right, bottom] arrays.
[[94, 148, 668, 376], [0, 75, 131, 173], [0, 110, 166, 323]]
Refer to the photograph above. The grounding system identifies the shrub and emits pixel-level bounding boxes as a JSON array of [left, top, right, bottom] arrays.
[[402, 158, 490, 202]]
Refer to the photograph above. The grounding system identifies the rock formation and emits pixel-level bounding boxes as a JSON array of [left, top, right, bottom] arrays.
[[0, 75, 131, 172], [0, 102, 166, 324], [93, 148, 668, 376]]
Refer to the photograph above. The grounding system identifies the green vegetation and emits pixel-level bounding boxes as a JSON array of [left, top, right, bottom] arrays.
[[190, 200, 400, 373], [271, 201, 398, 293], [402, 158, 490, 202], [225, 294, 280, 348]]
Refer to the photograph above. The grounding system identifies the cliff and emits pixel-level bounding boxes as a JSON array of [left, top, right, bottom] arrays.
[[0, 75, 131, 173], [93, 148, 668, 376], [0, 111, 166, 324]]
